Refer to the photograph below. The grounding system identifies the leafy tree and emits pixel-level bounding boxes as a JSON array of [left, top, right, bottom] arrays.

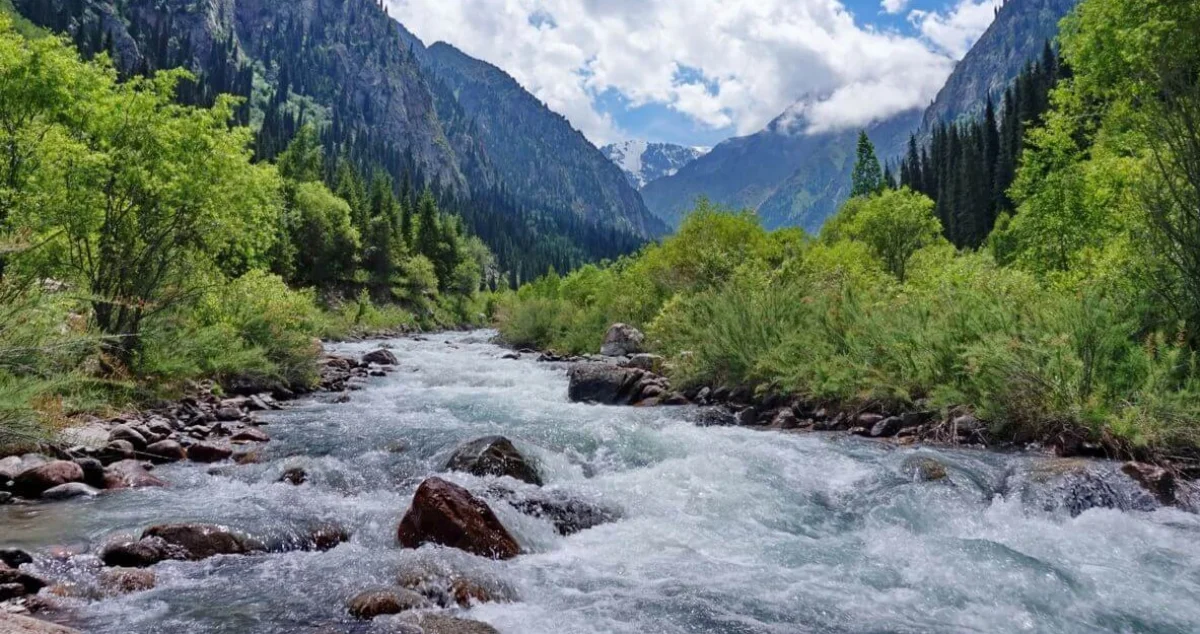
[[290, 182, 360, 286], [850, 131, 884, 198], [842, 188, 942, 282]]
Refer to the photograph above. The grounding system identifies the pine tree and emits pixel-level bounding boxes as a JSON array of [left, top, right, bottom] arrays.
[[850, 130, 884, 198]]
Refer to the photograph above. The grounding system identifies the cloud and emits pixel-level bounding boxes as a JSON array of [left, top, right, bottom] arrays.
[[881, 0, 910, 14], [909, 0, 1003, 58], [386, 0, 997, 145]]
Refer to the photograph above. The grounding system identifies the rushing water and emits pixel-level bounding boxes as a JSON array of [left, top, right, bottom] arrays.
[[4, 331, 1200, 634]]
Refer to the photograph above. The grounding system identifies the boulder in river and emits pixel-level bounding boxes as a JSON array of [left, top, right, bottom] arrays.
[[346, 588, 431, 619], [1121, 462, 1176, 505], [100, 536, 189, 568], [102, 460, 167, 489], [1011, 458, 1160, 516], [187, 442, 233, 463], [108, 424, 148, 450], [98, 567, 156, 596], [446, 436, 542, 486], [567, 364, 643, 405], [901, 456, 949, 482], [0, 566, 47, 595], [144, 440, 187, 464], [397, 477, 520, 560], [599, 323, 644, 357], [500, 489, 620, 536], [0, 548, 33, 568], [97, 440, 136, 465], [396, 557, 518, 608], [40, 482, 100, 500], [13, 461, 84, 498], [0, 613, 83, 634], [362, 348, 399, 366], [142, 523, 265, 560], [398, 614, 501, 634]]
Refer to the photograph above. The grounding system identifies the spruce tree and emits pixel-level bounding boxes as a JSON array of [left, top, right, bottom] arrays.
[[850, 130, 884, 198]]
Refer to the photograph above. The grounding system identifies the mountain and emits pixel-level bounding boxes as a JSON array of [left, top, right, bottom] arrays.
[[642, 0, 1079, 233], [13, 0, 657, 281], [420, 41, 666, 238], [601, 141, 710, 190]]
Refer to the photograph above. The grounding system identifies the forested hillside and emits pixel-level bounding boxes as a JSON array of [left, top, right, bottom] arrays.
[[12, 0, 652, 283], [499, 0, 1200, 469]]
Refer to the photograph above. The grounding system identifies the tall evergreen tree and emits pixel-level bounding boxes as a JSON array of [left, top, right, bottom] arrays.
[[850, 130, 884, 198]]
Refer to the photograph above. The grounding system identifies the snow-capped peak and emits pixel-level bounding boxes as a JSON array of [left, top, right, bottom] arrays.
[[601, 140, 709, 190]]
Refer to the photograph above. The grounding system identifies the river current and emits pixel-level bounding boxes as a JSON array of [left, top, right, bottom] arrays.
[[3, 331, 1200, 633]]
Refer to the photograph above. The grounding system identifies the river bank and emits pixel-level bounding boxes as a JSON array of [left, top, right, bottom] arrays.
[[3, 331, 1200, 633]]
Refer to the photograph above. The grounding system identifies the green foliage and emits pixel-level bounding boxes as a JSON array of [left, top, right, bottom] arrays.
[[838, 188, 943, 282]]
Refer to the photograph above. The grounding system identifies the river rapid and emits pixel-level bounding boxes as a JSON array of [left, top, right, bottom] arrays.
[[3, 331, 1200, 634]]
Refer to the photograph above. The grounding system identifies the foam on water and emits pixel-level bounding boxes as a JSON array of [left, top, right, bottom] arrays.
[[4, 331, 1200, 633]]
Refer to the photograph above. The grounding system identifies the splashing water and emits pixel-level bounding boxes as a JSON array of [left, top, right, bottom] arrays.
[[4, 331, 1200, 634]]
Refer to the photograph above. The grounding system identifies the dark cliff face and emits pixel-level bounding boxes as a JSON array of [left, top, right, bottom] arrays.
[[920, 0, 1079, 131], [424, 42, 665, 238], [643, 0, 1078, 234]]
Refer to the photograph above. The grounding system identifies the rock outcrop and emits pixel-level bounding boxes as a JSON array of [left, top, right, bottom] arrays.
[[599, 323, 645, 357]]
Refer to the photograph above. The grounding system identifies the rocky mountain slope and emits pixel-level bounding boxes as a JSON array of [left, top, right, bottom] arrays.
[[642, 0, 1079, 233], [601, 141, 709, 190]]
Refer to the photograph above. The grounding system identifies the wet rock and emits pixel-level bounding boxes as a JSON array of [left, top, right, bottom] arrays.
[[693, 408, 736, 427], [97, 567, 156, 595], [102, 460, 167, 489], [0, 566, 47, 595], [734, 407, 760, 426], [347, 589, 430, 619], [100, 536, 187, 568], [400, 614, 500, 634], [567, 364, 643, 405], [0, 582, 25, 600], [396, 559, 517, 608], [280, 468, 308, 485], [108, 424, 148, 450], [770, 409, 801, 430], [73, 458, 106, 489], [500, 352, 521, 360], [98, 440, 136, 465], [1121, 462, 1176, 506], [902, 456, 948, 482], [187, 442, 233, 463], [233, 451, 265, 465], [870, 416, 904, 438], [1014, 459, 1159, 516], [0, 548, 33, 568], [13, 461, 85, 498], [214, 407, 243, 422], [623, 353, 664, 373], [856, 413, 885, 428], [445, 436, 542, 486], [144, 440, 186, 464], [362, 349, 399, 366], [142, 523, 264, 560], [0, 491, 12, 504], [505, 491, 620, 536], [231, 428, 270, 443], [397, 477, 520, 560], [0, 613, 83, 634], [0, 455, 25, 481], [40, 483, 99, 500], [599, 323, 644, 357]]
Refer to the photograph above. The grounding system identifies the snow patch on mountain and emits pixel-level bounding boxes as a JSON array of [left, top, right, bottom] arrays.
[[601, 141, 710, 189]]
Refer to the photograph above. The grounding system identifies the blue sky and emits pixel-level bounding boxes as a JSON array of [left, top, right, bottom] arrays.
[[388, 0, 1001, 147]]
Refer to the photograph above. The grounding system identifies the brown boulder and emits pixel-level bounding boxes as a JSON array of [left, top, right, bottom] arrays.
[[401, 614, 500, 634], [187, 442, 233, 463], [346, 588, 430, 619], [1122, 462, 1176, 505], [0, 613, 83, 634], [144, 440, 186, 464], [102, 460, 167, 489], [0, 566, 47, 595], [362, 349, 399, 366], [98, 567, 156, 595], [13, 461, 84, 498], [231, 428, 270, 443], [445, 436, 542, 486], [397, 478, 520, 560], [142, 523, 263, 560], [100, 536, 188, 568]]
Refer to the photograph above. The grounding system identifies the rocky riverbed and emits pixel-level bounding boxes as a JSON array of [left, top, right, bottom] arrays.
[[3, 331, 1200, 633]]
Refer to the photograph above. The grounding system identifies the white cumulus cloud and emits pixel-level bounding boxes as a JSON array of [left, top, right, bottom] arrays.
[[385, 0, 999, 145], [881, 0, 911, 14], [909, 0, 1004, 58]]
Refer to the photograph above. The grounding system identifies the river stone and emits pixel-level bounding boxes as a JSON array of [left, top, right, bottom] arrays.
[[599, 323, 644, 357], [397, 477, 520, 560], [1121, 462, 1176, 505], [362, 349, 399, 366], [395, 558, 518, 608], [108, 424, 147, 450], [1014, 459, 1158, 516], [231, 427, 270, 443], [74, 458, 106, 489], [98, 440, 136, 465], [0, 491, 12, 504], [102, 460, 167, 489], [446, 436, 542, 486], [100, 536, 187, 568], [347, 588, 430, 619], [187, 442, 233, 463], [902, 456, 948, 482], [0, 455, 25, 481], [566, 364, 643, 405], [144, 440, 186, 464], [623, 353, 664, 373], [0, 548, 33, 568], [0, 582, 25, 600], [400, 614, 500, 634], [142, 523, 264, 560], [13, 461, 85, 498], [40, 482, 100, 500], [0, 566, 47, 594], [0, 613, 83, 634], [98, 567, 156, 595], [280, 467, 308, 485]]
